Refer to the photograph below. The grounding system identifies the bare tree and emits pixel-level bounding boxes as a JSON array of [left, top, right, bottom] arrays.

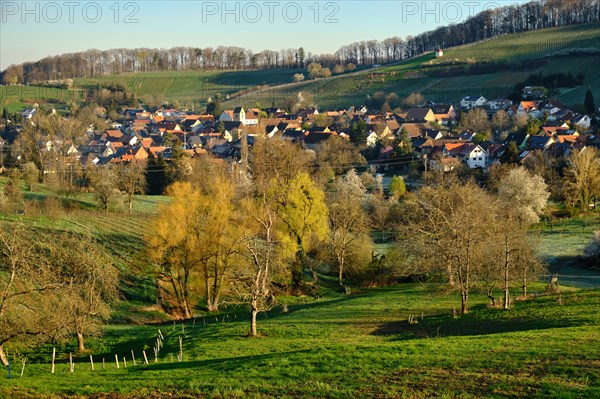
[[0, 224, 65, 365], [52, 232, 119, 352], [327, 172, 371, 288], [400, 181, 496, 314], [563, 147, 600, 212], [460, 108, 491, 134], [89, 164, 120, 213], [237, 196, 280, 337], [116, 162, 146, 215]]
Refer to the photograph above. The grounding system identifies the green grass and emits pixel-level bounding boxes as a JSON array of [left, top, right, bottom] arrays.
[[73, 69, 304, 106], [0, 85, 82, 113], [427, 24, 600, 64], [1, 285, 599, 398], [1, 183, 600, 397], [533, 212, 600, 289]]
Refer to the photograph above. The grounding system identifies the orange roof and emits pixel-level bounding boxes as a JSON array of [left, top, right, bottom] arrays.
[[557, 135, 578, 143], [520, 101, 537, 110], [444, 143, 464, 151], [140, 138, 154, 148], [105, 129, 123, 138], [148, 146, 166, 156]]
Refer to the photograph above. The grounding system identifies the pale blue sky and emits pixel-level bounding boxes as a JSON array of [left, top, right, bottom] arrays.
[[0, 0, 527, 70]]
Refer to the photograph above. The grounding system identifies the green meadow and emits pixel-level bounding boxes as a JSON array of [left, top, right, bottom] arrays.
[[0, 180, 599, 398]]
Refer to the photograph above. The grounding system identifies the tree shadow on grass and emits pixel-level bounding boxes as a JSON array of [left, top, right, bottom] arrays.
[[126, 349, 315, 373], [373, 306, 587, 341]]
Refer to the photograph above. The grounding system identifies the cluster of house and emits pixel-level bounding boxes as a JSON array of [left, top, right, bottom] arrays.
[[22, 92, 597, 172], [414, 96, 596, 171]]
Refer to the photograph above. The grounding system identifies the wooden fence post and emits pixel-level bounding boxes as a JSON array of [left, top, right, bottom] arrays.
[[115, 354, 120, 369], [51, 347, 56, 374], [178, 336, 183, 362], [89, 355, 94, 371]]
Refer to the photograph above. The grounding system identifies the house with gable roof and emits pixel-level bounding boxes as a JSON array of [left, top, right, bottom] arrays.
[[460, 96, 487, 109], [443, 142, 487, 168]]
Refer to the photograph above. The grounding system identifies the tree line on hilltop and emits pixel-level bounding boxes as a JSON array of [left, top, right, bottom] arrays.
[[2, 0, 599, 84]]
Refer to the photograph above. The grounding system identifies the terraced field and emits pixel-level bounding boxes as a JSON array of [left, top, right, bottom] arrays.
[[428, 24, 600, 65], [73, 69, 304, 106], [227, 23, 600, 108], [4, 24, 598, 113]]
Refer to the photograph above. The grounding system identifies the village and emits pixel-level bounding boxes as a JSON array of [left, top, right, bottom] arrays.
[[13, 84, 596, 179]]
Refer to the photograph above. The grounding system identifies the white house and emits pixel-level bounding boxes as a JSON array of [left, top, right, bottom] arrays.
[[460, 96, 487, 109], [366, 131, 379, 148], [443, 143, 487, 168], [517, 101, 542, 118], [243, 109, 259, 126], [573, 114, 592, 130], [488, 98, 513, 110], [436, 48, 444, 58]]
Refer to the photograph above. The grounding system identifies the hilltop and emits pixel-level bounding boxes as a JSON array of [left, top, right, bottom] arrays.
[[2, 24, 598, 115], [223, 24, 600, 109]]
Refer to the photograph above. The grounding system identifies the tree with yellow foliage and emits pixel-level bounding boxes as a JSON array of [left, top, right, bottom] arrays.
[[272, 172, 329, 289], [145, 179, 243, 317]]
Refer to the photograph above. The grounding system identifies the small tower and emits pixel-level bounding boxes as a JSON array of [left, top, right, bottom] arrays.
[[436, 48, 444, 58]]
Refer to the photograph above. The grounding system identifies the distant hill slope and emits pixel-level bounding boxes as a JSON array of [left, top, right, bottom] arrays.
[[222, 23, 600, 108], [71, 69, 305, 106], [2, 24, 599, 113]]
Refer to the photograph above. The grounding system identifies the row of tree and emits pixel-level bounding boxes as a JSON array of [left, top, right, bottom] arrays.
[[141, 136, 560, 337], [3, 0, 598, 83], [5, 133, 597, 346]]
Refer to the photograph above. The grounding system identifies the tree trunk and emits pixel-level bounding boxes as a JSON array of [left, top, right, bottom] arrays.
[[338, 260, 344, 288], [291, 237, 307, 290], [249, 307, 258, 337], [461, 290, 469, 315], [0, 345, 8, 366], [487, 289, 496, 306], [77, 331, 85, 353], [504, 236, 510, 310], [182, 299, 192, 319], [522, 273, 527, 298], [447, 264, 455, 286]]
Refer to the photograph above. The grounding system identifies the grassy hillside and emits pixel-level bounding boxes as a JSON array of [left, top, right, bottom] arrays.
[[0, 181, 170, 321], [427, 24, 600, 65], [225, 24, 600, 108], [0, 85, 82, 113], [72, 69, 305, 106], [2, 24, 598, 113], [1, 181, 600, 397], [2, 284, 599, 398]]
